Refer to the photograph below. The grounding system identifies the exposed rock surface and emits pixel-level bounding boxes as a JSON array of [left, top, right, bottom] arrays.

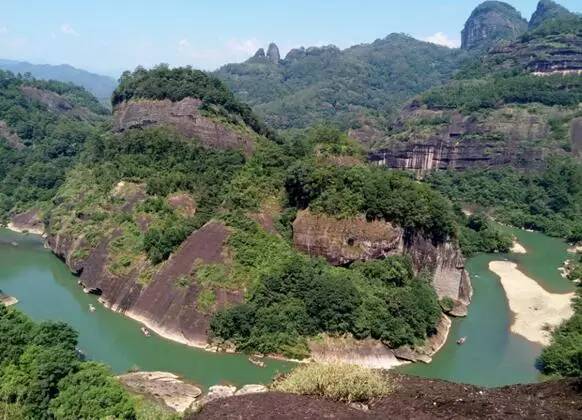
[[572, 117, 582, 157], [529, 0, 575, 29], [367, 105, 551, 174], [392, 315, 452, 363], [118, 371, 202, 413], [113, 98, 254, 154], [0, 291, 18, 307], [0, 120, 24, 149], [167, 193, 197, 217], [292, 210, 471, 315], [292, 210, 404, 266], [235, 385, 268, 396], [189, 377, 582, 419], [8, 209, 44, 235], [309, 336, 405, 369], [20, 86, 94, 119], [266, 43, 281, 63], [191, 385, 237, 412], [461, 1, 528, 50], [48, 221, 242, 347]]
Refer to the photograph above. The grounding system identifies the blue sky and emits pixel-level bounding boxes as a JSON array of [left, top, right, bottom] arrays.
[[0, 0, 580, 77]]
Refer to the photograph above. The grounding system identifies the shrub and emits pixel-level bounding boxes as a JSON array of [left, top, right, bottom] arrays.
[[274, 363, 392, 402]]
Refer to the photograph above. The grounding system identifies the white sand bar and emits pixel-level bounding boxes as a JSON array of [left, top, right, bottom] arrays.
[[489, 261, 574, 346], [511, 241, 527, 254]]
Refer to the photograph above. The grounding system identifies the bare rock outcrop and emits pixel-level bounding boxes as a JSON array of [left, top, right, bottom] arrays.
[[572, 117, 582, 157], [20, 86, 94, 119], [49, 221, 242, 347], [292, 210, 404, 266], [292, 210, 471, 315], [367, 106, 550, 175], [113, 98, 254, 154], [309, 336, 405, 369], [461, 1, 527, 51], [118, 371, 202, 413], [9, 209, 44, 235], [0, 121, 24, 149]]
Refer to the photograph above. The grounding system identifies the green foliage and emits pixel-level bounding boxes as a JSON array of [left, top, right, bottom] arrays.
[[286, 163, 456, 241], [458, 213, 513, 256], [0, 305, 135, 419], [429, 159, 582, 240], [216, 34, 465, 129], [539, 309, 582, 377], [113, 64, 272, 138], [49, 362, 135, 419], [422, 74, 582, 113], [0, 70, 105, 218], [274, 363, 392, 402], [211, 253, 442, 357]]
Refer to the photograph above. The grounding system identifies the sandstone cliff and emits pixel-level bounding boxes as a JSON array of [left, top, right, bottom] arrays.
[[292, 210, 471, 315], [461, 1, 528, 50], [48, 220, 242, 347], [366, 101, 576, 174], [113, 98, 255, 154]]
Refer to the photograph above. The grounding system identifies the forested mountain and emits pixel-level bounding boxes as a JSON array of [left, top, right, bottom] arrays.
[[215, 34, 466, 131], [0, 59, 117, 105], [0, 70, 108, 219]]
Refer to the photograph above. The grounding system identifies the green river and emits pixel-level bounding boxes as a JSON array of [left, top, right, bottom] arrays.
[[0, 228, 293, 389], [402, 227, 575, 386], [0, 227, 575, 388]]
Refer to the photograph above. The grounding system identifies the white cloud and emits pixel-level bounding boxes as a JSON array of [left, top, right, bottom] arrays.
[[422, 32, 460, 48], [225, 38, 260, 55], [60, 24, 79, 36]]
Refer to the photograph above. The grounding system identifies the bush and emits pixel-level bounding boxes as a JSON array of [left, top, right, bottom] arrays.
[[274, 363, 392, 402]]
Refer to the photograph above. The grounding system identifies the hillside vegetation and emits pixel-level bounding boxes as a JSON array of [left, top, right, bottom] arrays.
[[216, 35, 465, 131], [0, 70, 107, 221]]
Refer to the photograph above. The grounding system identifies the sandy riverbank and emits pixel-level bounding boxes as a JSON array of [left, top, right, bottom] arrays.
[[489, 261, 574, 346], [511, 241, 526, 254], [4, 223, 44, 236]]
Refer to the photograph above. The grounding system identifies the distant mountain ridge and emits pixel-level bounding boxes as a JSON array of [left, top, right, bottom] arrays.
[[215, 34, 465, 132], [0, 59, 116, 105]]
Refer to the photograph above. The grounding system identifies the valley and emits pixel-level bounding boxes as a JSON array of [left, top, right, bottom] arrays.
[[0, 0, 581, 418]]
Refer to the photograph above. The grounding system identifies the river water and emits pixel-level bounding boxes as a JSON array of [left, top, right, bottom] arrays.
[[0, 228, 293, 389], [402, 227, 575, 387], [0, 227, 575, 388]]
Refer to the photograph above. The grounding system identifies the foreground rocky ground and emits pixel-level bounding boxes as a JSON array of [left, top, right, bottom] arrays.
[[189, 375, 582, 419]]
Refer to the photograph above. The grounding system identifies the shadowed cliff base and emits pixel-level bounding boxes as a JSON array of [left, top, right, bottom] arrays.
[[190, 375, 582, 420]]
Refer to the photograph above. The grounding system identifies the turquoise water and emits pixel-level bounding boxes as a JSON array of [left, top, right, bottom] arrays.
[[401, 227, 575, 387], [0, 229, 293, 389], [1, 226, 575, 388]]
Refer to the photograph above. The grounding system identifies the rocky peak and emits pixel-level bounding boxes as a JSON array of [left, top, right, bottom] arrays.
[[266, 43, 280, 63], [252, 48, 266, 59], [529, 0, 575, 29], [461, 1, 528, 50]]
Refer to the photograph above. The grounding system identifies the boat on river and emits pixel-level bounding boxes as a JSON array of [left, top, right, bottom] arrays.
[[141, 326, 151, 337], [457, 337, 467, 345], [89, 304, 96, 312], [249, 355, 266, 368]]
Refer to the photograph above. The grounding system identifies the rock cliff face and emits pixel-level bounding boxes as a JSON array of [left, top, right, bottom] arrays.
[[292, 210, 404, 265], [461, 1, 528, 50], [572, 117, 582, 157], [20, 86, 95, 120], [292, 210, 471, 315], [0, 121, 24, 149], [529, 0, 575, 29], [366, 105, 550, 174], [113, 98, 254, 154], [266, 43, 281, 64], [48, 221, 242, 347], [8, 209, 44, 235]]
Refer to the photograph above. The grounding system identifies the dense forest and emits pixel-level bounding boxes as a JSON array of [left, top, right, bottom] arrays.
[[0, 306, 136, 419], [0, 70, 107, 221]]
